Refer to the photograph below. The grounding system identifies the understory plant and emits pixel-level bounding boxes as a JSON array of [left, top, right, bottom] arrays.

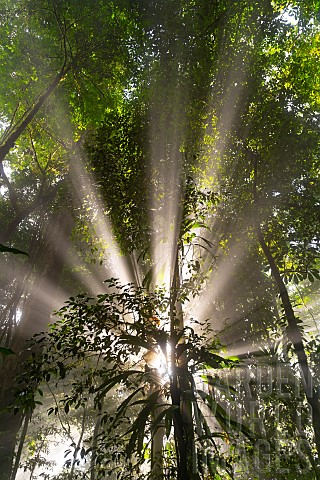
[[14, 278, 252, 479]]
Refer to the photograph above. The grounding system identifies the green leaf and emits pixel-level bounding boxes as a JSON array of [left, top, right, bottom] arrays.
[[126, 389, 160, 457], [198, 432, 229, 441], [57, 361, 66, 379], [192, 221, 208, 230], [197, 389, 254, 440], [0, 347, 15, 356], [165, 406, 174, 438], [225, 355, 240, 362], [142, 266, 154, 290], [114, 386, 145, 423], [118, 335, 154, 351], [151, 405, 178, 435], [0, 244, 29, 256], [201, 374, 237, 395], [308, 273, 315, 282], [194, 349, 239, 369], [98, 370, 142, 399]]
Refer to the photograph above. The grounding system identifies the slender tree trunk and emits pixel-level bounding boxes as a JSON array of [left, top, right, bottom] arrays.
[[0, 64, 70, 164], [169, 252, 196, 479], [151, 389, 165, 479], [0, 72, 72, 478], [69, 408, 87, 480], [10, 412, 31, 480], [252, 156, 320, 462], [257, 227, 320, 459], [0, 208, 73, 480], [90, 399, 104, 480]]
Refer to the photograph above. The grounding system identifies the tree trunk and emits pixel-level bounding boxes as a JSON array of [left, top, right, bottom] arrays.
[[257, 227, 320, 459], [69, 408, 87, 480], [169, 252, 196, 480], [252, 156, 320, 463], [10, 412, 31, 480], [0, 208, 73, 480], [0, 64, 70, 164], [151, 389, 165, 479], [90, 399, 104, 480]]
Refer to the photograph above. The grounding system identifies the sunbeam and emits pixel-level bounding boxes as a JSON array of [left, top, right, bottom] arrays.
[[1, 1, 320, 478], [69, 145, 134, 286], [147, 78, 186, 289]]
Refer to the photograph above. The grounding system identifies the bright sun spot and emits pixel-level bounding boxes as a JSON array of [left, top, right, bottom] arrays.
[[279, 7, 299, 25], [143, 343, 171, 379]]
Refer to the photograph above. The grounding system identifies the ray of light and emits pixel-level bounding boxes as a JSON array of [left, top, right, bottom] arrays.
[[148, 89, 185, 290], [187, 234, 255, 323], [181, 46, 253, 332], [195, 47, 251, 193], [66, 142, 135, 288]]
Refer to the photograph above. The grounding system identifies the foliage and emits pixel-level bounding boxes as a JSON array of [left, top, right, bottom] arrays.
[[15, 279, 250, 479], [85, 108, 149, 254], [1, 0, 320, 479]]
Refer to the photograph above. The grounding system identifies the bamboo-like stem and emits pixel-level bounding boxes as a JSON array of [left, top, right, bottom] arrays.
[[69, 408, 87, 480], [169, 245, 196, 479], [10, 412, 31, 480], [151, 386, 165, 479]]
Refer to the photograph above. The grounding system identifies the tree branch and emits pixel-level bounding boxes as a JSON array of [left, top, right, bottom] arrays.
[[0, 63, 71, 164]]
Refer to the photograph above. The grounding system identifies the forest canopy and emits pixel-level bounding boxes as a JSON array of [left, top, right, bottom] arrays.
[[0, 0, 320, 479]]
